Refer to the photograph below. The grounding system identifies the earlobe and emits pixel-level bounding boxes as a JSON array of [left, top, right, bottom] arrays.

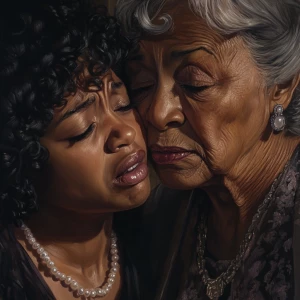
[[269, 73, 300, 110]]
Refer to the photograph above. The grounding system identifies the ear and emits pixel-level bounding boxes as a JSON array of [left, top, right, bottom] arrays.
[[269, 73, 300, 112]]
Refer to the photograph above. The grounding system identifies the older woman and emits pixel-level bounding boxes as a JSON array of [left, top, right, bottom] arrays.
[[116, 0, 300, 299], [0, 0, 150, 299]]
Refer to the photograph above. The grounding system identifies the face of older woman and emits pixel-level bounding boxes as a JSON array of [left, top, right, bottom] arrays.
[[40, 70, 150, 212], [127, 3, 274, 190]]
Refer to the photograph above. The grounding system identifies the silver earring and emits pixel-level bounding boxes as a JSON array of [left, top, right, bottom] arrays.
[[270, 104, 286, 132]]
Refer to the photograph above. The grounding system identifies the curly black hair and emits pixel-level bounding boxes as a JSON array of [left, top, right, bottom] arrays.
[[0, 0, 131, 225]]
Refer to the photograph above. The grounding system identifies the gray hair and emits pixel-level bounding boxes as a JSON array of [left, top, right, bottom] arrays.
[[116, 0, 300, 135]]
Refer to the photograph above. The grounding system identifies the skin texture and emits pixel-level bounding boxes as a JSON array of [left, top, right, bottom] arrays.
[[15, 70, 150, 300], [127, 3, 300, 259]]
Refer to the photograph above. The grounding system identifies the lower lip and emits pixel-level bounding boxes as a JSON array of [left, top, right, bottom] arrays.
[[151, 152, 192, 165], [113, 162, 148, 187]]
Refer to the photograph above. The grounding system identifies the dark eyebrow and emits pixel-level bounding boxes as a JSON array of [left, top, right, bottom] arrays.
[[56, 96, 96, 127], [171, 46, 215, 58]]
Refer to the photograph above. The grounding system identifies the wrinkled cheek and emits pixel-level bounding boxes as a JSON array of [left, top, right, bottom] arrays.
[[210, 128, 245, 173], [191, 116, 242, 174]]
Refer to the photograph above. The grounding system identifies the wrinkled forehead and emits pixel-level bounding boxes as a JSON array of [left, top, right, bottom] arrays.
[[140, 2, 227, 52]]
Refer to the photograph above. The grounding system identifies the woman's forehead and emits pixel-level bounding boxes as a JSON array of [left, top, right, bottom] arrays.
[[142, 4, 225, 48], [138, 30, 242, 65]]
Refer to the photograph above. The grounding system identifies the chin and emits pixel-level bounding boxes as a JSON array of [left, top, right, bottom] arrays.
[[157, 170, 209, 190], [114, 179, 151, 211]]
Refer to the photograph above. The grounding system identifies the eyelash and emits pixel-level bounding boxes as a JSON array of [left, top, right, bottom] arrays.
[[130, 83, 209, 98], [68, 123, 96, 143], [179, 84, 210, 93], [130, 85, 153, 99], [115, 102, 135, 112], [66, 101, 132, 144]]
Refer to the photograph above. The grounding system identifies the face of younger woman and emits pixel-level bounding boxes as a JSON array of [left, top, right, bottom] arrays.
[[40, 70, 150, 213]]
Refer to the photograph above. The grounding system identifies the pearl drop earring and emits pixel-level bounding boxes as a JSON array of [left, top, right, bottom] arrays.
[[270, 104, 286, 132]]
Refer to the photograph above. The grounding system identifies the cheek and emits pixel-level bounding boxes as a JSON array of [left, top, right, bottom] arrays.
[[129, 111, 148, 149], [135, 95, 152, 121], [185, 89, 268, 171], [46, 143, 107, 194], [189, 112, 240, 170]]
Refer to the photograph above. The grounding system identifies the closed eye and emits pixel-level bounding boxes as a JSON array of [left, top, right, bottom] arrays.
[[179, 84, 210, 93], [115, 102, 135, 112], [68, 123, 95, 144], [130, 85, 154, 98]]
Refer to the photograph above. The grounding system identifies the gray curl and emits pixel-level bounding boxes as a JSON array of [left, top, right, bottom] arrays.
[[116, 0, 300, 136]]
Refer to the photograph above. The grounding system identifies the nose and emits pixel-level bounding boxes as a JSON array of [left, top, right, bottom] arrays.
[[146, 79, 185, 131], [106, 116, 136, 153]]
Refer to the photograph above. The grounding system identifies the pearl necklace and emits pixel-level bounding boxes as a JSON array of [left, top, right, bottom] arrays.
[[21, 223, 119, 299]]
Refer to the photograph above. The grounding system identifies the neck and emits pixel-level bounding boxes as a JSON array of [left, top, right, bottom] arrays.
[[203, 134, 300, 260], [24, 204, 114, 270]]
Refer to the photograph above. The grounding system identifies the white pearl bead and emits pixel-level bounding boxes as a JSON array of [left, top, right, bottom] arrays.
[[108, 277, 115, 283], [109, 272, 116, 278], [275, 105, 283, 114], [47, 261, 55, 268], [107, 282, 113, 288], [50, 267, 58, 275], [77, 287, 85, 296], [32, 242, 40, 249], [43, 256, 51, 263], [111, 267, 118, 273], [274, 116, 285, 129], [112, 254, 119, 262], [111, 238, 117, 244], [25, 232, 33, 240], [54, 271, 61, 279], [111, 262, 118, 267], [70, 280, 79, 291], [90, 290, 97, 298], [37, 247, 44, 254], [96, 288, 104, 296], [84, 289, 91, 297], [28, 237, 36, 244], [40, 251, 49, 259], [111, 243, 117, 249], [59, 273, 66, 281], [111, 248, 118, 255], [64, 276, 72, 285]]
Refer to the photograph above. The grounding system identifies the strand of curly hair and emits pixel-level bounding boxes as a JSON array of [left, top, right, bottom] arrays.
[[0, 0, 131, 225]]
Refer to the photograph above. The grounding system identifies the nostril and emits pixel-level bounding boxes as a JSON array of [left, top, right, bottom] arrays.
[[167, 120, 185, 128], [117, 143, 128, 149]]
